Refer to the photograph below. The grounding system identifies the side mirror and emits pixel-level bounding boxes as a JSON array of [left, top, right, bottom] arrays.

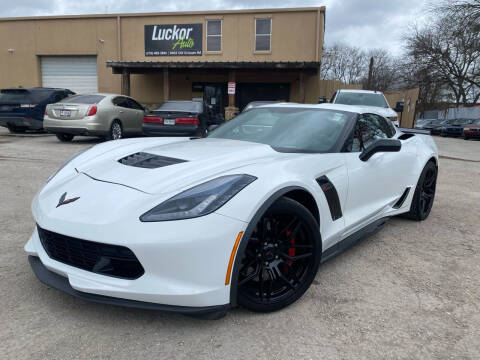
[[394, 101, 404, 113], [359, 139, 401, 162], [208, 124, 219, 132], [233, 111, 239, 116]]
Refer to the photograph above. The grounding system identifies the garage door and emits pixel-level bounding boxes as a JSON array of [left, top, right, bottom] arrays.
[[41, 56, 98, 94]]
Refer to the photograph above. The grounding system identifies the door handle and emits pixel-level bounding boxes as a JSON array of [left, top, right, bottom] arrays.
[[119, 110, 124, 113]]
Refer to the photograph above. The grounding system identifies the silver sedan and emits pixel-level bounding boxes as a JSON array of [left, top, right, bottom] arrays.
[[44, 93, 145, 142]]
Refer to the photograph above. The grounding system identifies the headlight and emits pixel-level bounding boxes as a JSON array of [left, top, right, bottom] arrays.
[[464, 127, 470, 131], [140, 174, 257, 222], [46, 149, 87, 183]]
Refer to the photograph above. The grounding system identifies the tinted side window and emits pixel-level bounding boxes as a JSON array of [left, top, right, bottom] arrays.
[[369, 114, 396, 137], [128, 98, 144, 111], [352, 114, 392, 152], [112, 96, 129, 108]]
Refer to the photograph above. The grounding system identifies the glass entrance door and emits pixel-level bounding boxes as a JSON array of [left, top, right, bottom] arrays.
[[192, 82, 226, 123]]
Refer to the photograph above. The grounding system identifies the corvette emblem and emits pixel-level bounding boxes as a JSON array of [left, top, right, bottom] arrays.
[[56, 192, 80, 208]]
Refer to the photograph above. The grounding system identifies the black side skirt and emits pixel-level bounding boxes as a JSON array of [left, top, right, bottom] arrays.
[[321, 217, 389, 263], [28, 256, 228, 319]]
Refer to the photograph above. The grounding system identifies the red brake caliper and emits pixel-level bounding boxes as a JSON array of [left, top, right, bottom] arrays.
[[285, 230, 296, 269]]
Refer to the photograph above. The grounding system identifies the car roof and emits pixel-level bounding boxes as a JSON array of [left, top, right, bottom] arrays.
[[256, 102, 388, 117], [248, 101, 278, 105], [1, 87, 69, 92], [69, 93, 122, 99], [336, 89, 384, 94]]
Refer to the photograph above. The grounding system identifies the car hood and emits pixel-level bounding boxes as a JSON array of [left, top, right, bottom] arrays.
[[75, 137, 288, 195], [354, 106, 398, 118]]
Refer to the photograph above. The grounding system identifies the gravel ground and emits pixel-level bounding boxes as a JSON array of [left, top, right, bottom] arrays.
[[0, 129, 479, 360]]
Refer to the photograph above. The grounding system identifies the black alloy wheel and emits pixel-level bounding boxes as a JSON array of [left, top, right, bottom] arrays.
[[237, 197, 321, 312], [404, 161, 437, 221], [56, 133, 74, 142]]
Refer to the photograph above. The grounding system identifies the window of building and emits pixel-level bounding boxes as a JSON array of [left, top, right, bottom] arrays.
[[255, 18, 272, 51], [206, 20, 222, 52], [255, 18, 272, 52]]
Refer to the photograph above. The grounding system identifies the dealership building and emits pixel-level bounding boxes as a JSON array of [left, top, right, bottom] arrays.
[[0, 7, 325, 118]]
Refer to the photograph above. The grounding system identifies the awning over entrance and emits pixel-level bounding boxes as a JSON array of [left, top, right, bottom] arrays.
[[106, 61, 320, 113], [106, 61, 320, 74]]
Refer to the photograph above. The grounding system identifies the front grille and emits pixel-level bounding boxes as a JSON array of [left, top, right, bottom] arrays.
[[37, 225, 144, 279], [118, 152, 187, 169]]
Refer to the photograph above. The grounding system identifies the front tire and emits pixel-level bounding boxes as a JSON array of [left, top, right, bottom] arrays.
[[237, 197, 321, 312], [404, 161, 437, 221], [55, 133, 74, 142]]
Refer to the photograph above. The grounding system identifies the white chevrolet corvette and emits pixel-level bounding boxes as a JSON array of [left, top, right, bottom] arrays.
[[25, 103, 438, 319]]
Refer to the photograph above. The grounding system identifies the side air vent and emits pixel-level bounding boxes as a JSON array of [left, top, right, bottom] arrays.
[[316, 175, 343, 221], [393, 187, 411, 209], [398, 133, 415, 141], [118, 152, 187, 169]]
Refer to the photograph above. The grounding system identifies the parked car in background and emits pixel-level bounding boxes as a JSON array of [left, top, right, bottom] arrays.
[[44, 94, 145, 142], [425, 119, 450, 135], [415, 119, 437, 130], [330, 89, 399, 125], [440, 118, 472, 137], [242, 101, 281, 113], [0, 87, 74, 133], [143, 100, 209, 137], [463, 119, 480, 140]]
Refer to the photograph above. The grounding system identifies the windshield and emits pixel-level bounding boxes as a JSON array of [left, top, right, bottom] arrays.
[[334, 92, 389, 108], [208, 107, 354, 153], [63, 95, 105, 104], [157, 101, 202, 113]]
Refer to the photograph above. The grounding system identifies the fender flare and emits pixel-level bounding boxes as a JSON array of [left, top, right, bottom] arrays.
[[229, 185, 320, 307]]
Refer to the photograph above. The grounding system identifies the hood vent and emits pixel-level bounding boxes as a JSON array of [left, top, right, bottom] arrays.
[[118, 152, 187, 169]]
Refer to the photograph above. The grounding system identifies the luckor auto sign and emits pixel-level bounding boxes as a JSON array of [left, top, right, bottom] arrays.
[[145, 24, 202, 56]]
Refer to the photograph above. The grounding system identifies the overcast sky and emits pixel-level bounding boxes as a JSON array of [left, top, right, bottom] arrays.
[[2, 0, 429, 55]]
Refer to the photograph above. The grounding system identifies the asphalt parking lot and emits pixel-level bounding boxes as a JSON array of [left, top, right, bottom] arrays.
[[0, 128, 479, 360]]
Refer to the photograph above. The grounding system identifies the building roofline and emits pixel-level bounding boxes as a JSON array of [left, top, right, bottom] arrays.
[[0, 6, 326, 22]]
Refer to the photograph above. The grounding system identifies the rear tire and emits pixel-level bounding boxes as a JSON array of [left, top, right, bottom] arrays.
[[55, 133, 74, 142], [195, 124, 207, 137], [7, 125, 26, 133], [106, 120, 123, 140], [403, 161, 437, 221], [237, 197, 321, 312]]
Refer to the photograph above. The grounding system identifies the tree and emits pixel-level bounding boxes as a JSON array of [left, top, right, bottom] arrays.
[[437, 0, 480, 24], [404, 12, 480, 105], [321, 44, 367, 84], [362, 49, 399, 92]]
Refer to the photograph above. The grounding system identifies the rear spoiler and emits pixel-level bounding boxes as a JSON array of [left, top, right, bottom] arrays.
[[398, 128, 431, 135]]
